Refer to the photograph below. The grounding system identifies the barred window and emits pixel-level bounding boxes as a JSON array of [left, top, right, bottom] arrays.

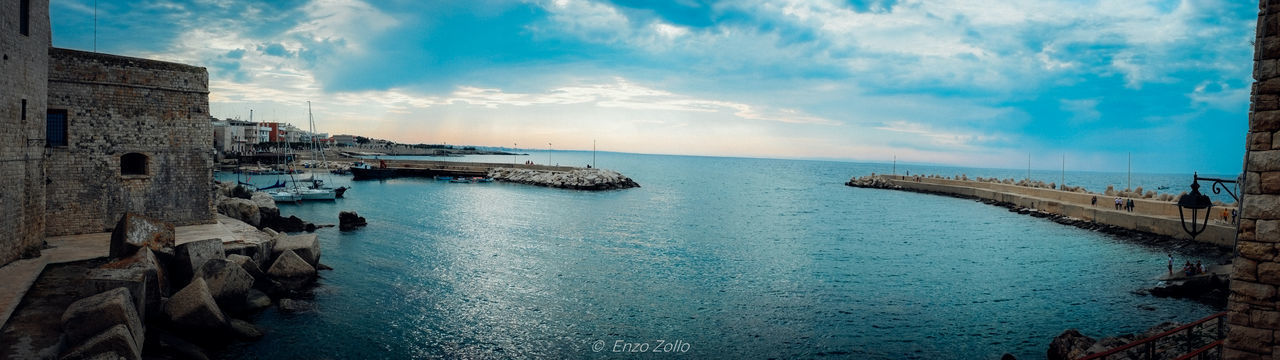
[[46, 109, 67, 147]]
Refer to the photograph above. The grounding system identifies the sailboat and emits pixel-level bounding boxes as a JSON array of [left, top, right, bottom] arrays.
[[268, 102, 343, 202]]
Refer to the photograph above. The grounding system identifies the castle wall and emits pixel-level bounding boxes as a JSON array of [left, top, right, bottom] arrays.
[[43, 48, 214, 236]]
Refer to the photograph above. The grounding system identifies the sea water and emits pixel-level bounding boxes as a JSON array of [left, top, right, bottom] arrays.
[[218, 152, 1225, 359]]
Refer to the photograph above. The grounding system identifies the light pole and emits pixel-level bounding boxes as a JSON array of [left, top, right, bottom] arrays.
[[513, 142, 517, 167], [548, 142, 552, 166], [1176, 172, 1239, 240]]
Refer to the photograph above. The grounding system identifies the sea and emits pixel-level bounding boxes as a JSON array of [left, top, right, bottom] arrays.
[[216, 151, 1233, 359]]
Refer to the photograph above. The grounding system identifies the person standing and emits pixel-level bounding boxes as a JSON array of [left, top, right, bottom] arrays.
[[1167, 253, 1174, 276], [1233, 209, 1239, 224], [1114, 197, 1121, 210], [1091, 196, 1097, 207]]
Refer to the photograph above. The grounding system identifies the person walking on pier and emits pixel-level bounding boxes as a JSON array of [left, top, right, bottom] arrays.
[[1091, 196, 1097, 207], [1127, 199, 1135, 212], [1114, 197, 1121, 210], [1233, 209, 1239, 224]]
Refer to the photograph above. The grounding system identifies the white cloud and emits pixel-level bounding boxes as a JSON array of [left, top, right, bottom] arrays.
[[874, 120, 1005, 148], [1060, 98, 1102, 123]]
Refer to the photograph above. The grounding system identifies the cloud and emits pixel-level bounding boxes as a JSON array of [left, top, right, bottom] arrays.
[[1060, 98, 1102, 123], [874, 120, 1006, 149]]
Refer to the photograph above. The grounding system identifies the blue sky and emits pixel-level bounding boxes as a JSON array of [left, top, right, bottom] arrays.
[[50, 0, 1256, 174]]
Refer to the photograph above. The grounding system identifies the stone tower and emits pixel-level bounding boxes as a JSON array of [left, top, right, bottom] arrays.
[[0, 0, 49, 267], [1227, 0, 1280, 358]]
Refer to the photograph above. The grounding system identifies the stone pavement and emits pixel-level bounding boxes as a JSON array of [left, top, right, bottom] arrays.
[[0, 215, 270, 330]]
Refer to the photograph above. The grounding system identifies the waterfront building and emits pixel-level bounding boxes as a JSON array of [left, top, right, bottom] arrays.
[[332, 134, 357, 146]]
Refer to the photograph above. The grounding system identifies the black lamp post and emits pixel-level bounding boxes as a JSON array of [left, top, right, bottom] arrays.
[[1176, 172, 1240, 240], [1176, 177, 1214, 240]]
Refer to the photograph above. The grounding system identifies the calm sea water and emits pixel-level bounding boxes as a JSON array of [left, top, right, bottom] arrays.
[[218, 152, 1224, 359]]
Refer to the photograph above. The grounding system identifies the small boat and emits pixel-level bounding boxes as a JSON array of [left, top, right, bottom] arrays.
[[330, 168, 351, 175], [449, 178, 471, 183], [475, 178, 493, 183], [436, 176, 454, 181]]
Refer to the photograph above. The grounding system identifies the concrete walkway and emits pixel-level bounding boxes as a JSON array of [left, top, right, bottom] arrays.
[[0, 215, 268, 330]]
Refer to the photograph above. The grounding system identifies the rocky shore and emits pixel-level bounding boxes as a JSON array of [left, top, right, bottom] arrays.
[[35, 212, 329, 359], [488, 167, 640, 190]]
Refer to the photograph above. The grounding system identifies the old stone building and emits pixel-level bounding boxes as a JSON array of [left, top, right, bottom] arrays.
[[1227, 1, 1280, 358], [44, 48, 215, 236], [0, 0, 50, 267], [0, 0, 214, 267]]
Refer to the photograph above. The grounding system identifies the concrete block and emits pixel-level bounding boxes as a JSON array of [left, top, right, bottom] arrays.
[[59, 324, 141, 360], [109, 213, 175, 259], [272, 234, 320, 266], [61, 287, 144, 352], [173, 238, 224, 287], [82, 268, 150, 324]]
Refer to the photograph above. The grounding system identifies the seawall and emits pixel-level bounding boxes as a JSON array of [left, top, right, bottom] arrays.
[[849, 175, 1237, 249]]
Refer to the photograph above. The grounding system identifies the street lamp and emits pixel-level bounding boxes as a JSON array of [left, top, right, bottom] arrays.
[[1176, 177, 1213, 240], [1176, 172, 1240, 240]]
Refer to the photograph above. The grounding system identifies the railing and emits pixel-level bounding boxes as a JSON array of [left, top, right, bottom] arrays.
[[1078, 312, 1227, 360]]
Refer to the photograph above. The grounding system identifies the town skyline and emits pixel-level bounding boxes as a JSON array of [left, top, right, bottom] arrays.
[[50, 0, 1257, 174]]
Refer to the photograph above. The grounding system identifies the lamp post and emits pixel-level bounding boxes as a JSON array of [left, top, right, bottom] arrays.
[[1176, 172, 1239, 240]]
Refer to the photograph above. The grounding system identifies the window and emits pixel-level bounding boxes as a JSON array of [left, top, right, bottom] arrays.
[[20, 0, 30, 36], [121, 153, 148, 176], [46, 109, 67, 147]]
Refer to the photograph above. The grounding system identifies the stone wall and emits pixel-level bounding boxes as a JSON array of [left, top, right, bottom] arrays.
[[43, 48, 215, 236], [0, 0, 49, 267], [1226, 1, 1280, 358]]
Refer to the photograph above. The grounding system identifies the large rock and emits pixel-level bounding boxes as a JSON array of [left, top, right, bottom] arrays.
[[224, 240, 273, 267], [59, 324, 141, 360], [163, 278, 228, 331], [100, 248, 166, 318], [109, 213, 175, 259], [216, 198, 261, 227], [226, 254, 269, 288], [251, 192, 279, 219], [277, 298, 314, 313], [244, 289, 272, 311], [61, 287, 145, 352], [193, 258, 254, 308], [229, 319, 264, 340], [273, 234, 320, 266], [1047, 329, 1095, 360], [338, 211, 367, 231], [81, 268, 151, 324], [172, 238, 225, 287], [146, 329, 209, 360], [267, 250, 316, 279]]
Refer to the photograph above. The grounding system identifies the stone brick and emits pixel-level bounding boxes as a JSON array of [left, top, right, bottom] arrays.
[[1231, 325, 1276, 354], [1253, 151, 1280, 172], [1266, 220, 1280, 244], [1258, 132, 1276, 151], [1257, 310, 1280, 329], [1225, 347, 1265, 360], [1242, 257, 1262, 282], [1235, 280, 1278, 302], [1246, 195, 1280, 220], [1256, 111, 1280, 132], [1242, 241, 1278, 262], [1263, 36, 1280, 62], [1264, 262, 1280, 285], [1266, 173, 1280, 195], [1261, 59, 1280, 82], [1258, 94, 1280, 112]]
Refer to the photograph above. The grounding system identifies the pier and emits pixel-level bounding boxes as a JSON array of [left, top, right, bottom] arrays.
[[345, 158, 640, 190], [848, 174, 1238, 248], [348, 159, 579, 179]]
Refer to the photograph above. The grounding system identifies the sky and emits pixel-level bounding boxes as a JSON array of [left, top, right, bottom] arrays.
[[48, 0, 1258, 174]]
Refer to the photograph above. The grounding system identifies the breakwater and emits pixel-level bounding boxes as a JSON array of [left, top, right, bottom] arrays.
[[342, 157, 640, 190], [847, 174, 1238, 249], [487, 167, 639, 190]]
